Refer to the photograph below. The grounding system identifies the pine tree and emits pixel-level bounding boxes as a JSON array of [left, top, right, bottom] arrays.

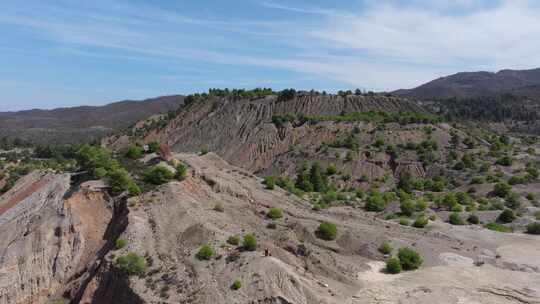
[[295, 163, 313, 192], [310, 162, 327, 192]]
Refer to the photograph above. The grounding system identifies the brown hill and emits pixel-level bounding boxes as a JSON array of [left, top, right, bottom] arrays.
[[395, 68, 540, 100], [0, 95, 185, 144], [104, 92, 437, 183]]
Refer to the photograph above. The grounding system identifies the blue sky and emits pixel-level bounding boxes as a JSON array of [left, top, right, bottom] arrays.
[[1, 0, 540, 111]]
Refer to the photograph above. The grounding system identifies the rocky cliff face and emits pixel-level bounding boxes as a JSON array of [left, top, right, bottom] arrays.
[[104, 93, 432, 182], [0, 172, 119, 304]]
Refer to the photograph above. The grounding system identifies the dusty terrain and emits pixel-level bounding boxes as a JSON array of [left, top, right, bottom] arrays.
[[90, 153, 540, 303], [0, 153, 539, 303]]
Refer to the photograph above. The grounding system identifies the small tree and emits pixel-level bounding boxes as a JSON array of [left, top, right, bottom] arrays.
[[125, 146, 143, 159], [413, 215, 428, 228], [326, 164, 337, 176], [295, 163, 313, 192], [467, 214, 480, 225], [267, 208, 283, 220], [316, 222, 337, 240], [505, 193, 521, 210], [143, 166, 174, 185], [196, 245, 214, 260], [243, 234, 257, 251], [400, 199, 416, 217], [386, 258, 402, 274], [116, 252, 147, 276], [310, 162, 327, 192], [398, 247, 423, 270], [366, 193, 386, 212], [493, 182, 511, 198], [497, 209, 516, 223]]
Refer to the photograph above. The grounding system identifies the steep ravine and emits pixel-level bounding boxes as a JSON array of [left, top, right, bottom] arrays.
[[68, 196, 142, 304], [0, 172, 140, 304]]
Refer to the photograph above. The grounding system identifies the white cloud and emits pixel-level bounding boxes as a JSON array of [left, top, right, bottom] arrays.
[[313, 0, 540, 70], [2, 0, 540, 94]]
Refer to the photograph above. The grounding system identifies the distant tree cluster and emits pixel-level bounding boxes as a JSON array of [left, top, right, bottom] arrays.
[[435, 94, 540, 123], [76, 145, 141, 196]]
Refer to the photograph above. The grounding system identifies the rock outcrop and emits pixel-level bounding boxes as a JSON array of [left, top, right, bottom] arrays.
[[0, 172, 117, 304]]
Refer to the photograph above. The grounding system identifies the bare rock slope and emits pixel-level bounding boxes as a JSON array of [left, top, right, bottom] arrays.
[[0, 172, 122, 304], [87, 153, 540, 304], [105, 94, 425, 173]]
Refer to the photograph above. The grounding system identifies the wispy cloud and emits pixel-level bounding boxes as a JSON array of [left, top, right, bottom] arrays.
[[313, 0, 540, 70], [2, 0, 540, 108], [259, 1, 338, 16]]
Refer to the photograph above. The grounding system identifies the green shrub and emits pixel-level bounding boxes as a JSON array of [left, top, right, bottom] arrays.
[[147, 141, 160, 153], [485, 222, 512, 232], [493, 182, 511, 198], [227, 235, 240, 246], [496, 156, 512, 166], [413, 216, 428, 228], [143, 165, 174, 185], [107, 167, 140, 196], [200, 146, 209, 155], [535, 211, 540, 220], [399, 218, 410, 226], [505, 193, 521, 210], [116, 252, 147, 275], [196, 245, 215, 260], [398, 247, 423, 270], [416, 200, 427, 212], [345, 151, 354, 162], [264, 176, 276, 190], [125, 146, 143, 159], [400, 199, 416, 217], [127, 183, 142, 196], [386, 257, 402, 274], [231, 279, 242, 290], [176, 164, 187, 181], [497, 209, 516, 223], [449, 212, 464, 225], [267, 208, 283, 220], [467, 214, 480, 225], [243, 234, 257, 251], [365, 193, 386, 212], [326, 165, 337, 176], [310, 162, 328, 192], [316, 222, 338, 240], [378, 242, 393, 255], [115, 238, 128, 249], [451, 204, 464, 212], [526, 222, 540, 235]]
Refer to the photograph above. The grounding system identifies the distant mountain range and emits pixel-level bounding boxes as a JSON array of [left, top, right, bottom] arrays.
[[395, 67, 540, 100], [0, 95, 184, 144]]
